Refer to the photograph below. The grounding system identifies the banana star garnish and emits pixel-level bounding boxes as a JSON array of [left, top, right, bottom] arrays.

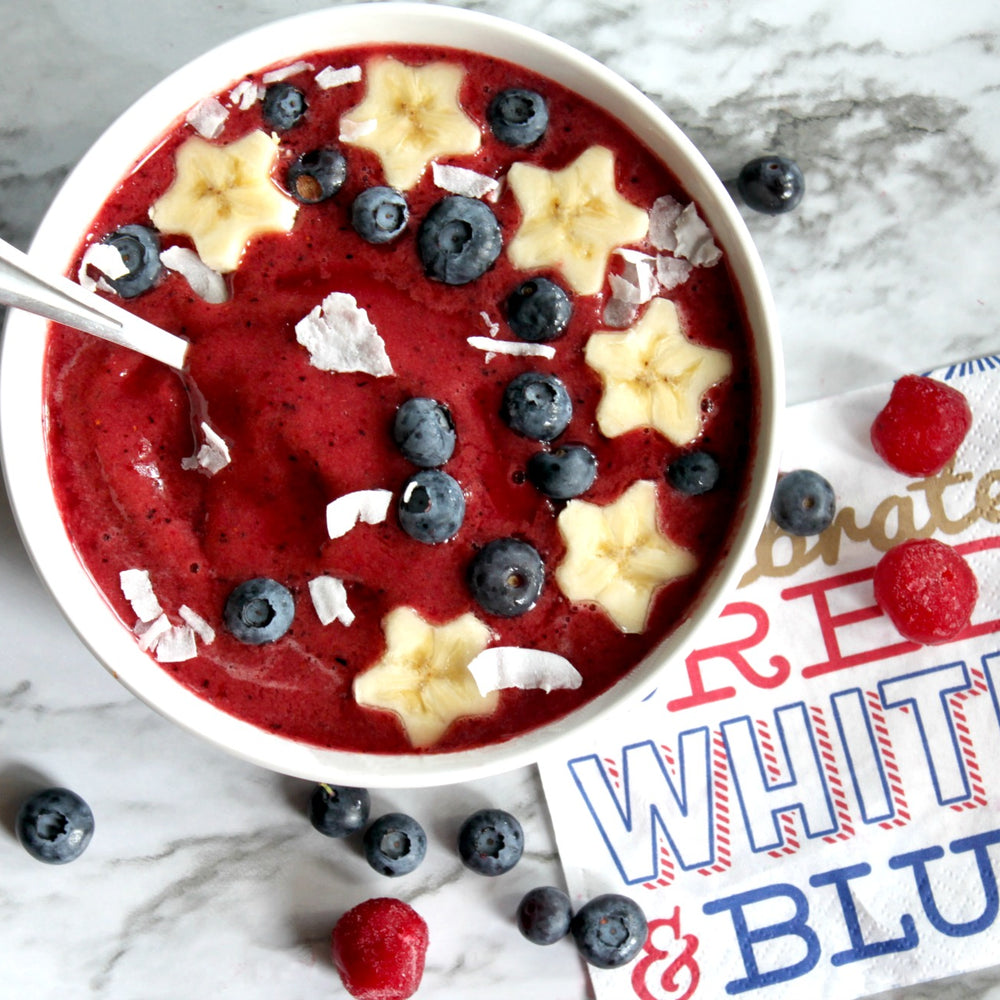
[[555, 480, 697, 634], [149, 129, 297, 273], [340, 58, 481, 191], [353, 606, 497, 748], [506, 145, 649, 296], [585, 296, 732, 445]]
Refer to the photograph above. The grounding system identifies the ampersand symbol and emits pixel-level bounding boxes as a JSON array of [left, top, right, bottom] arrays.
[[630, 907, 700, 1000]]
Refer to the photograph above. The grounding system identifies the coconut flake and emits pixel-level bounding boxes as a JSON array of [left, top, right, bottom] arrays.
[[229, 79, 263, 110], [155, 625, 198, 662], [479, 311, 500, 338], [339, 118, 377, 142], [467, 336, 555, 360], [179, 605, 216, 645], [602, 296, 638, 329], [160, 246, 229, 304], [431, 162, 500, 200], [316, 64, 362, 89], [468, 647, 583, 696], [186, 97, 229, 139], [326, 489, 393, 540], [120, 568, 163, 623], [295, 292, 394, 377], [262, 60, 313, 84], [135, 612, 172, 651], [77, 242, 129, 292], [673, 203, 722, 266], [308, 575, 355, 626], [655, 255, 693, 291], [649, 195, 684, 252], [181, 422, 231, 476]]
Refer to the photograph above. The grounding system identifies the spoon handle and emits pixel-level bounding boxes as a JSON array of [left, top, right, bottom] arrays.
[[0, 237, 189, 370]]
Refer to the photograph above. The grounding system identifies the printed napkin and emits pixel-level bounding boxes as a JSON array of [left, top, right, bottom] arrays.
[[539, 354, 1000, 999]]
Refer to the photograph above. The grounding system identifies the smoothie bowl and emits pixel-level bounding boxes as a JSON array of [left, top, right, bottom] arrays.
[[0, 4, 782, 786]]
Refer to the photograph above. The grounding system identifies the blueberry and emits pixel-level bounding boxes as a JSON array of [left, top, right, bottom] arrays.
[[737, 155, 804, 215], [487, 88, 549, 147], [468, 538, 545, 618], [398, 469, 465, 543], [667, 450, 721, 495], [262, 82, 307, 130], [501, 372, 572, 441], [101, 224, 161, 298], [458, 808, 523, 876], [771, 469, 836, 536], [393, 397, 456, 467], [352, 186, 409, 244], [307, 783, 370, 839], [571, 894, 648, 969], [223, 577, 295, 644], [417, 196, 502, 285], [506, 278, 572, 343], [286, 147, 347, 203], [527, 445, 597, 500], [16, 787, 94, 864], [517, 886, 573, 945], [363, 812, 427, 877]]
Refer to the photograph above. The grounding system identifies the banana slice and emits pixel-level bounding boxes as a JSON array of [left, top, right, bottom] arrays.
[[584, 296, 732, 446], [353, 606, 497, 748], [555, 479, 697, 634], [340, 58, 482, 191], [506, 145, 649, 296], [149, 129, 298, 273]]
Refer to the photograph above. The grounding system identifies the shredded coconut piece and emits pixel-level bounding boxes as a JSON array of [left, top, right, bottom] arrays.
[[262, 60, 313, 83], [467, 336, 555, 360], [155, 625, 198, 662], [120, 569, 163, 623], [308, 576, 355, 627], [656, 255, 693, 290], [295, 291, 393, 377], [181, 422, 231, 476], [160, 246, 229, 304], [431, 162, 500, 200], [77, 242, 128, 292], [673, 202, 722, 266], [649, 195, 684, 252], [186, 96, 229, 139], [179, 605, 216, 645], [135, 613, 172, 651], [468, 647, 582, 696], [229, 79, 263, 110], [316, 64, 362, 89], [339, 118, 377, 142], [479, 311, 500, 338], [326, 489, 393, 540], [602, 296, 637, 328]]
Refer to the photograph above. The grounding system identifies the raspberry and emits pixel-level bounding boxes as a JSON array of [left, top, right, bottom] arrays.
[[331, 897, 429, 1000], [870, 374, 972, 477], [873, 538, 977, 645]]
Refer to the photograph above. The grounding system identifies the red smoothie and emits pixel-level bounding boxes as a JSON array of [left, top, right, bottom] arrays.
[[43, 43, 758, 754]]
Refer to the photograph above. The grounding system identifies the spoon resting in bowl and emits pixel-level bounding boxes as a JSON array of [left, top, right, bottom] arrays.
[[0, 237, 189, 370]]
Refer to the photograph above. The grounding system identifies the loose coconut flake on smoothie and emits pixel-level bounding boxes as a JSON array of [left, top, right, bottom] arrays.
[[185, 96, 229, 139], [182, 422, 231, 476], [468, 647, 582, 696], [120, 568, 163, 623], [326, 489, 393, 540], [315, 64, 362, 89], [159, 246, 229, 304], [308, 575, 355, 627], [295, 292, 393, 377]]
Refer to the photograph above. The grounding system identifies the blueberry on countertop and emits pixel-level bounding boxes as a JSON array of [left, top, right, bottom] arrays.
[[352, 186, 409, 244], [501, 372, 572, 442], [458, 808, 524, 876], [16, 787, 95, 864], [398, 469, 465, 544], [468, 537, 545, 618], [101, 224, 162, 298], [667, 450, 721, 495], [262, 82, 308, 130], [737, 155, 804, 215], [417, 196, 502, 285], [571, 894, 648, 969], [224, 577, 295, 644], [308, 783, 370, 838], [506, 277, 572, 343], [363, 812, 427, 877], [286, 147, 347, 203], [488, 88, 549, 147], [771, 469, 836, 536], [517, 886, 573, 945], [393, 397, 456, 468], [527, 445, 597, 500]]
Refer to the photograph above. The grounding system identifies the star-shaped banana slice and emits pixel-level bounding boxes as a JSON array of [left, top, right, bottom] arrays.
[[149, 129, 298, 273], [506, 145, 649, 296], [585, 296, 732, 445], [555, 479, 697, 634], [352, 606, 497, 748], [340, 58, 482, 191]]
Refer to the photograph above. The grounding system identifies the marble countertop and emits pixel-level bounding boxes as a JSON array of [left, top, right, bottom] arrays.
[[1, 1, 999, 997]]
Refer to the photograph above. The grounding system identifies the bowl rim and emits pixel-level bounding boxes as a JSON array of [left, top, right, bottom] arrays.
[[0, 1, 784, 786]]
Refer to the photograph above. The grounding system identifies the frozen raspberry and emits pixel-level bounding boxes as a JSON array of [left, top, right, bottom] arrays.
[[331, 897, 429, 1000], [870, 374, 972, 477], [873, 538, 977, 645]]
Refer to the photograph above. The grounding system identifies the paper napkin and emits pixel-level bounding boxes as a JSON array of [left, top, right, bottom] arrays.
[[539, 353, 1000, 999]]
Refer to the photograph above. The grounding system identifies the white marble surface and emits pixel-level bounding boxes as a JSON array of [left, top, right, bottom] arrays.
[[1, 1, 1000, 998]]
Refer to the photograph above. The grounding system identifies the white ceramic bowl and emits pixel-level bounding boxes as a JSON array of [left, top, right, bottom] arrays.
[[0, 3, 783, 786]]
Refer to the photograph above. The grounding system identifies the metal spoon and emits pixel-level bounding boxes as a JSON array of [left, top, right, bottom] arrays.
[[0, 236, 189, 370]]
